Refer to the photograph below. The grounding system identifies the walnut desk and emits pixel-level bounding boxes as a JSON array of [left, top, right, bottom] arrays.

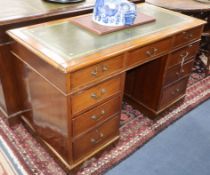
[[8, 3, 205, 172]]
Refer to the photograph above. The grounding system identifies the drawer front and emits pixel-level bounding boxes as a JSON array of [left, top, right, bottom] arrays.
[[164, 60, 194, 86], [127, 38, 172, 67], [160, 78, 188, 108], [71, 54, 124, 90], [167, 42, 199, 68], [73, 116, 119, 161], [71, 76, 122, 115], [173, 27, 202, 48], [72, 96, 121, 137]]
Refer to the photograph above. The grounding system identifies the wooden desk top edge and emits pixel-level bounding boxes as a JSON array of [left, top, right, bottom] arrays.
[[7, 3, 206, 73], [146, 0, 210, 12], [0, 0, 144, 27], [0, 0, 94, 27]]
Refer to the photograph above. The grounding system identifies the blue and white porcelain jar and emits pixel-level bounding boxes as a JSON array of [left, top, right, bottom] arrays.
[[92, 0, 137, 26]]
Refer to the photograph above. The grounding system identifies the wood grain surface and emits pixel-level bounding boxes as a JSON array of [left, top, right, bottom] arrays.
[[146, 0, 210, 12]]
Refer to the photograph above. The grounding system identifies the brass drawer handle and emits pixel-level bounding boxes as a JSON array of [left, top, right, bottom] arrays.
[[90, 110, 106, 121], [180, 51, 189, 66], [180, 69, 185, 73], [90, 137, 103, 144], [91, 115, 98, 120], [188, 33, 193, 38], [91, 88, 106, 100], [176, 69, 185, 76], [90, 138, 96, 144], [91, 93, 99, 99], [101, 88, 106, 94], [146, 47, 158, 57], [90, 132, 104, 144], [171, 88, 180, 95], [102, 65, 108, 72], [188, 44, 193, 48], [91, 65, 108, 77], [183, 32, 193, 40], [180, 51, 189, 58], [100, 132, 104, 138], [91, 67, 98, 77], [101, 110, 106, 115]]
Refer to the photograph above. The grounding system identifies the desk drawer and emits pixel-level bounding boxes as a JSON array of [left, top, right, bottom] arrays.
[[173, 27, 202, 48], [167, 42, 199, 69], [164, 60, 194, 86], [160, 78, 188, 108], [71, 54, 124, 90], [72, 96, 121, 137], [73, 116, 119, 161], [127, 38, 172, 67], [71, 76, 122, 115]]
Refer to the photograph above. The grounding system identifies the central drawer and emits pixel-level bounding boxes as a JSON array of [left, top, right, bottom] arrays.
[[126, 37, 172, 67], [71, 75, 122, 115], [72, 116, 119, 161]]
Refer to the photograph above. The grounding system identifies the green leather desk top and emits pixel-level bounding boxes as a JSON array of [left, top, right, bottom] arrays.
[[8, 3, 205, 72], [0, 0, 94, 26]]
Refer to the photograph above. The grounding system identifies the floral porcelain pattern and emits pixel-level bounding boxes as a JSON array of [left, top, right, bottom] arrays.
[[92, 0, 137, 26]]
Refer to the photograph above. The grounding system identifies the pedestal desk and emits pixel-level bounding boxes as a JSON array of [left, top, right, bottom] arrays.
[[8, 3, 205, 172]]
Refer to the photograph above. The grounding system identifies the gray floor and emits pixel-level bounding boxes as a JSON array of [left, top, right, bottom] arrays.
[[106, 99, 210, 175]]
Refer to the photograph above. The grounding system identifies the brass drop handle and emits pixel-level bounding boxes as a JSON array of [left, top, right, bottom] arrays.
[[91, 67, 98, 77], [91, 115, 98, 120], [180, 69, 185, 73], [146, 47, 158, 57], [183, 32, 193, 40], [91, 92, 99, 99], [90, 130, 104, 144], [90, 110, 106, 121], [101, 88, 106, 94], [180, 51, 189, 58], [188, 33, 193, 38], [102, 65, 108, 72], [180, 51, 189, 66], [90, 137, 103, 144], [100, 132, 104, 138], [90, 138, 97, 144], [171, 88, 180, 95], [176, 68, 184, 76], [101, 110, 106, 115], [91, 88, 106, 100]]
